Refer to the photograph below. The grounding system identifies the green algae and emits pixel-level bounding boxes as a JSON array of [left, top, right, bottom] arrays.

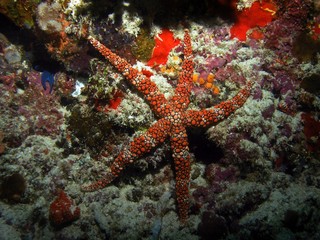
[[132, 29, 155, 62]]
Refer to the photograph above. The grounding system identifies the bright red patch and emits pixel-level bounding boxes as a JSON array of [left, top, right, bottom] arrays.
[[310, 22, 320, 40], [147, 29, 180, 67], [248, 29, 265, 40], [108, 90, 123, 110], [49, 190, 80, 227], [94, 90, 124, 112], [230, 0, 277, 41]]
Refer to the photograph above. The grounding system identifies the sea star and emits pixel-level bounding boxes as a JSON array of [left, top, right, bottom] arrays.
[[82, 29, 253, 222]]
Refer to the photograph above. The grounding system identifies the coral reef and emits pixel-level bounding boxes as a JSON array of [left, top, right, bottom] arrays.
[[81, 29, 253, 223], [0, 0, 319, 238], [66, 104, 112, 155], [0, 0, 41, 28], [36, 2, 63, 34], [35, 0, 88, 72], [132, 29, 155, 62]]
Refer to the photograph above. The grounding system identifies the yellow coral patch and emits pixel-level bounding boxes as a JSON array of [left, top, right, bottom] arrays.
[[198, 77, 205, 85], [207, 73, 215, 83], [212, 86, 220, 95], [192, 73, 199, 83]]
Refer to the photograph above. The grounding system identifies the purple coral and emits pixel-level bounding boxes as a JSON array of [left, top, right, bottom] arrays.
[[205, 164, 239, 193], [265, 0, 312, 55]]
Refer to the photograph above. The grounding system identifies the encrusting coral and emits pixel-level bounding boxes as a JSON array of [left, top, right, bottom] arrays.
[[81, 29, 253, 222]]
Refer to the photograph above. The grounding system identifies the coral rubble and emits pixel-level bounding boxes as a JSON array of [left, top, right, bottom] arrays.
[[0, 0, 319, 239]]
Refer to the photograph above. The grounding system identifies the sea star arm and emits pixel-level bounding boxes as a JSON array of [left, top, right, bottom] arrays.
[[88, 36, 168, 116], [170, 124, 191, 222], [185, 81, 253, 127], [171, 29, 194, 111], [81, 118, 171, 191]]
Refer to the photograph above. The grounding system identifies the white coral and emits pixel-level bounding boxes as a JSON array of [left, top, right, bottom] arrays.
[[237, 0, 257, 10], [37, 2, 62, 34], [121, 10, 143, 36]]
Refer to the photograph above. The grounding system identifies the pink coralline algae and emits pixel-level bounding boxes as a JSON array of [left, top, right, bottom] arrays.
[[215, 65, 247, 85], [18, 72, 64, 136], [265, 0, 312, 54], [206, 164, 239, 183]]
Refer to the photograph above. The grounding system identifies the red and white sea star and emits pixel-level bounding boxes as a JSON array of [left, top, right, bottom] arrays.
[[82, 29, 253, 222]]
